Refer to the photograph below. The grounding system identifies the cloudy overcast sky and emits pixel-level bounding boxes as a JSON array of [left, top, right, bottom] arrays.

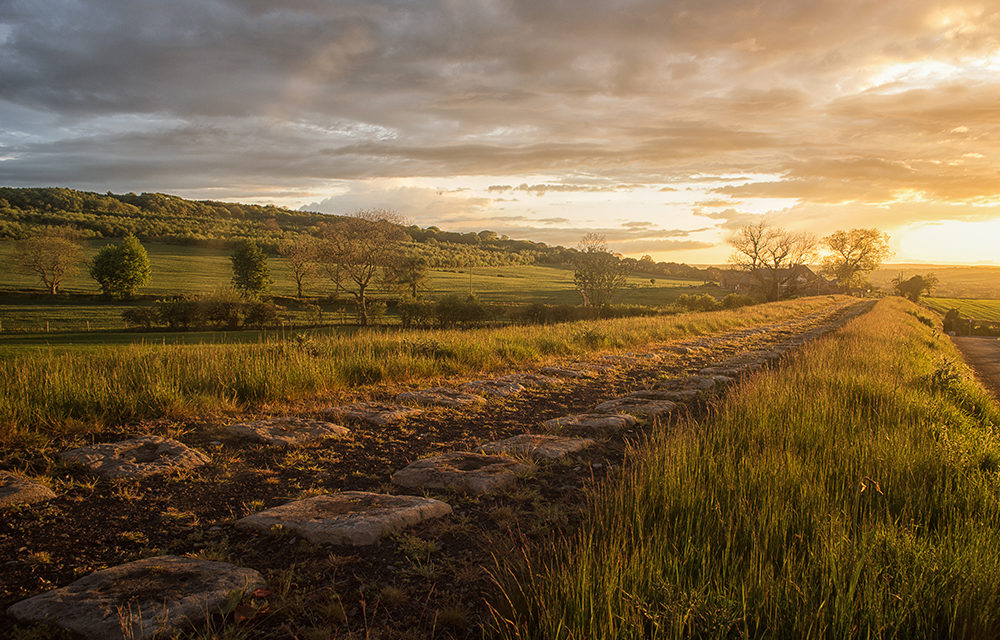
[[2, 0, 999, 263]]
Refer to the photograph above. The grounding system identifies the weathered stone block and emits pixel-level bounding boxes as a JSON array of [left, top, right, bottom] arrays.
[[7, 556, 262, 640], [391, 452, 529, 494], [477, 434, 594, 459], [59, 436, 210, 479], [227, 417, 349, 446], [236, 492, 452, 546]]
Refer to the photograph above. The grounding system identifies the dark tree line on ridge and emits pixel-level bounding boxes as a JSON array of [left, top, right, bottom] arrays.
[[0, 186, 713, 280]]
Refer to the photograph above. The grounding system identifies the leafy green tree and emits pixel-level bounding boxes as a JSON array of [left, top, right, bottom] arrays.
[[89, 234, 152, 298], [892, 273, 938, 302], [821, 228, 891, 289], [231, 240, 271, 297]]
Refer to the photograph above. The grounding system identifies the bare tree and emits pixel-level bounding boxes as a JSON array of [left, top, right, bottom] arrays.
[[319, 209, 406, 326], [572, 234, 631, 307], [12, 228, 86, 294], [279, 236, 320, 298], [729, 221, 817, 300], [821, 228, 891, 290]]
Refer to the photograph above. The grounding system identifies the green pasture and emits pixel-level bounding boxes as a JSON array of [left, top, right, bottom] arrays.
[[872, 264, 1000, 299], [0, 240, 715, 340], [923, 297, 1000, 322]]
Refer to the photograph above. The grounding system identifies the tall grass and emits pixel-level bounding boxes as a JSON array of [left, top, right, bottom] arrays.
[[495, 297, 1000, 638], [0, 296, 849, 440]]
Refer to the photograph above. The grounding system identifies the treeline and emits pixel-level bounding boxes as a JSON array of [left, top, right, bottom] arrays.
[[0, 187, 715, 278]]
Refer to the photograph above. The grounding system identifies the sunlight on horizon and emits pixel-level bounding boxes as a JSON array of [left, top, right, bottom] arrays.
[[896, 219, 1000, 265]]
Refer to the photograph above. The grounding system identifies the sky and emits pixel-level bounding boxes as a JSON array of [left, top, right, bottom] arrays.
[[1, 0, 999, 264]]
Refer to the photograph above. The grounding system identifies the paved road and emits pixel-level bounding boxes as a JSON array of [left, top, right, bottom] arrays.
[[952, 336, 1000, 400]]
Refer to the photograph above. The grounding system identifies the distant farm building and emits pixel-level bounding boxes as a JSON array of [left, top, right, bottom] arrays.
[[718, 265, 837, 298]]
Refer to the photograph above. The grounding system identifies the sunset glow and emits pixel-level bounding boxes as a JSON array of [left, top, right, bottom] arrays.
[[1, 1, 999, 263]]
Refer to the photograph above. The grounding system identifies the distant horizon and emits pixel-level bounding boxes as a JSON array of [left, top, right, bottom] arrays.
[[2, 1, 999, 264], [4, 183, 1000, 268]]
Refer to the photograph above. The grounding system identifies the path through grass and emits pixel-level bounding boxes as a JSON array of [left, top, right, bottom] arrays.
[[496, 297, 1000, 638], [0, 296, 848, 441]]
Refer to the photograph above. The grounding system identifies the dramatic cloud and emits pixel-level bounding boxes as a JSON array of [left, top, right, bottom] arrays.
[[2, 0, 999, 261]]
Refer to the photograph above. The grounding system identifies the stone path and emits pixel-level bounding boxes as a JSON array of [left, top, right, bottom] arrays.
[[460, 378, 526, 397], [542, 412, 639, 433], [322, 402, 422, 426], [477, 434, 594, 459], [5, 298, 873, 638], [7, 556, 262, 640], [0, 472, 55, 508], [395, 387, 487, 407], [236, 492, 452, 546], [391, 452, 531, 494], [59, 436, 210, 479], [227, 417, 350, 446]]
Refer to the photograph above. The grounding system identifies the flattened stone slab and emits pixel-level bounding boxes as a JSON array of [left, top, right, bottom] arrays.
[[59, 436, 210, 479], [236, 492, 452, 546], [6, 555, 262, 640], [227, 417, 349, 446], [0, 472, 56, 508], [460, 379, 525, 397], [395, 387, 486, 408], [539, 366, 599, 379], [699, 366, 745, 377], [657, 375, 718, 392], [542, 413, 638, 432], [478, 434, 594, 459], [594, 397, 677, 419], [392, 452, 530, 494], [502, 373, 561, 388], [323, 402, 422, 426], [628, 388, 700, 402]]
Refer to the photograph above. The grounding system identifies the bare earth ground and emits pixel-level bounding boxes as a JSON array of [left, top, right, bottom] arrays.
[[0, 300, 867, 639], [952, 336, 1000, 400]]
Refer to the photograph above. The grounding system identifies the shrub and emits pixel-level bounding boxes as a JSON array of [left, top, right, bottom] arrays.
[[721, 293, 758, 310], [154, 297, 202, 329], [244, 301, 282, 329], [121, 306, 157, 329], [202, 289, 244, 329], [399, 299, 436, 329], [301, 303, 323, 325], [435, 294, 493, 328], [675, 293, 720, 312]]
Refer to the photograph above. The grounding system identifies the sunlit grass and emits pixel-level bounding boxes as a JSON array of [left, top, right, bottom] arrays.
[[495, 297, 1000, 638], [0, 296, 848, 440]]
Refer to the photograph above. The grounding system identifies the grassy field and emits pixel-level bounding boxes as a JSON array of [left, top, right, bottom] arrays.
[[872, 264, 1000, 299], [0, 240, 715, 336], [923, 297, 1000, 321], [0, 295, 849, 442], [0, 240, 707, 300], [496, 297, 1000, 638]]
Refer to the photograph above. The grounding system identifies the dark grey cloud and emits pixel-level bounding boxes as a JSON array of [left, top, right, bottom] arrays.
[[1, 0, 999, 225]]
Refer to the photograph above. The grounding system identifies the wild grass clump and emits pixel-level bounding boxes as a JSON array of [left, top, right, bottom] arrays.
[[495, 297, 1000, 639], [0, 296, 848, 440]]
